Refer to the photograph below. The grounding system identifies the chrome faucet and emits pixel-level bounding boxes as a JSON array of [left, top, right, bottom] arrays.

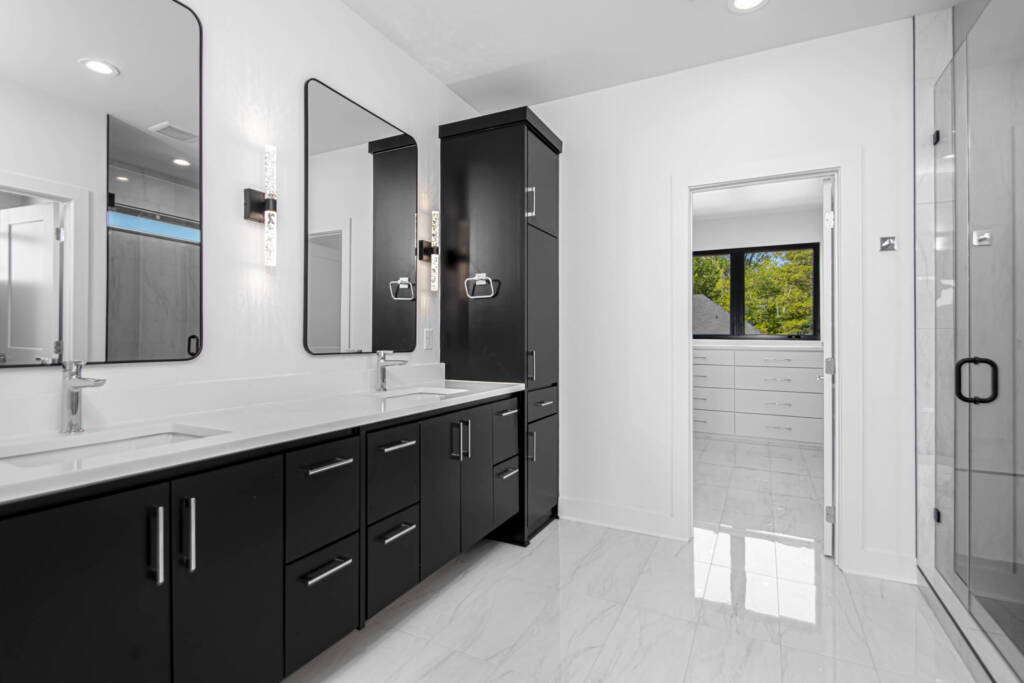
[[376, 350, 407, 392], [62, 361, 106, 433]]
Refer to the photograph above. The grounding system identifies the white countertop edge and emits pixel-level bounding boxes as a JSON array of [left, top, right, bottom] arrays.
[[0, 380, 524, 508], [691, 340, 824, 351]]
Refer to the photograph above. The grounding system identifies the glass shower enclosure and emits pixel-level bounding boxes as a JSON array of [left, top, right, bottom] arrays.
[[930, 0, 1024, 675]]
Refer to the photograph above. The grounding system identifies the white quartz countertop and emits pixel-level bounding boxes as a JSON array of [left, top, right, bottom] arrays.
[[0, 380, 523, 508]]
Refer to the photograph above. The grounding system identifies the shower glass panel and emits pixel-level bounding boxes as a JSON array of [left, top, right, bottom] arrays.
[[931, 0, 1024, 673]]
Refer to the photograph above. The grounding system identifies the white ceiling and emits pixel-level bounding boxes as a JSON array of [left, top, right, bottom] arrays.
[[693, 177, 822, 220], [341, 0, 958, 112]]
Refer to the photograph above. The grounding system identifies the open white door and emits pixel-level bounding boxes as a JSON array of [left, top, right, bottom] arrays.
[[821, 177, 837, 556], [0, 202, 61, 366]]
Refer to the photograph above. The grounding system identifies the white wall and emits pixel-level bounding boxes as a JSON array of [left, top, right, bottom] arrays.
[[0, 0, 474, 437], [693, 207, 821, 252], [534, 20, 917, 581]]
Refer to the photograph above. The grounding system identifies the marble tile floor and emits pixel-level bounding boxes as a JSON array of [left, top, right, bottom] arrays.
[[286, 439, 977, 683]]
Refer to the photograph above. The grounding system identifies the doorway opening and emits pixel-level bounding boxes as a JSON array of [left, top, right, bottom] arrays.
[[689, 172, 838, 572]]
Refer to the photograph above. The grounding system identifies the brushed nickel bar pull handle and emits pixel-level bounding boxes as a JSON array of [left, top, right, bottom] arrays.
[[694, 355, 708, 360], [694, 419, 708, 424], [766, 426, 794, 431], [528, 432, 537, 462], [764, 402, 793, 407], [525, 186, 537, 217], [382, 439, 417, 453], [465, 419, 472, 460], [500, 408, 518, 417], [536, 400, 555, 407], [181, 497, 197, 573], [306, 457, 355, 477], [694, 397, 708, 401], [527, 350, 537, 381], [694, 374, 708, 379], [382, 523, 417, 545], [500, 467, 520, 480], [151, 506, 165, 586], [304, 557, 354, 587], [451, 421, 463, 460], [762, 357, 792, 362]]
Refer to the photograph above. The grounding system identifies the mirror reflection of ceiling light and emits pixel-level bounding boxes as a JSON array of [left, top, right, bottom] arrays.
[[78, 58, 120, 76], [172, 158, 191, 167], [115, 176, 129, 182], [728, 0, 768, 13]]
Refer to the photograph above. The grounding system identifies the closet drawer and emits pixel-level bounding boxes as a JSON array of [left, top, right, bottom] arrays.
[[284, 533, 359, 675], [528, 386, 558, 422], [693, 387, 734, 412], [735, 390, 823, 419], [492, 398, 520, 464], [692, 364, 734, 389], [733, 350, 822, 368], [493, 456, 521, 527], [692, 349, 734, 366], [735, 413, 823, 443], [734, 366, 822, 394], [366, 424, 420, 524], [367, 505, 420, 617], [285, 438, 359, 562], [693, 410, 734, 435]]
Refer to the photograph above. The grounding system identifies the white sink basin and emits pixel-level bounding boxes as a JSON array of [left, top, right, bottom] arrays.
[[0, 424, 227, 471], [382, 386, 469, 398]]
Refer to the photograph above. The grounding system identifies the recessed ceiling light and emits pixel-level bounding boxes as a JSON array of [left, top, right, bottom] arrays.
[[115, 176, 129, 182], [172, 158, 191, 167], [728, 0, 768, 14], [78, 58, 120, 77]]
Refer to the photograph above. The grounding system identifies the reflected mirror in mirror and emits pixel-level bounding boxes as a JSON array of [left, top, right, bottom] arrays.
[[0, 0, 201, 367], [305, 79, 417, 355]]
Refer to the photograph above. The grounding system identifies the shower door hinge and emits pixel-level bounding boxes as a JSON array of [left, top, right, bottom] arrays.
[[825, 506, 835, 524], [933, 130, 941, 146], [55, 227, 65, 242], [824, 357, 835, 375], [824, 211, 835, 231], [934, 508, 942, 523]]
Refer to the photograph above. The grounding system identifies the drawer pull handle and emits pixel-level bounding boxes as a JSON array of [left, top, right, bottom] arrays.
[[694, 374, 708, 379], [694, 397, 708, 401], [382, 523, 418, 545], [500, 408, 518, 417], [694, 419, 708, 424], [694, 355, 708, 359], [306, 457, 355, 477], [382, 439, 417, 453], [763, 378, 792, 383], [763, 357, 792, 362], [304, 556, 354, 586], [766, 426, 794, 431], [500, 467, 520, 480], [536, 400, 555, 408], [764, 402, 793, 407]]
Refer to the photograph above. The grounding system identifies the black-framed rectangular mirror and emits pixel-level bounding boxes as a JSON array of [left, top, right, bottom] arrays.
[[0, 0, 202, 368], [304, 79, 417, 355]]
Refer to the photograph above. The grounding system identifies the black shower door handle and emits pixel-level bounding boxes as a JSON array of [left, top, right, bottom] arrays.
[[187, 334, 200, 357], [955, 356, 998, 404]]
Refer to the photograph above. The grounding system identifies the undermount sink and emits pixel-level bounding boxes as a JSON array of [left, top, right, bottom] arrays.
[[0, 424, 227, 470], [381, 386, 469, 399]]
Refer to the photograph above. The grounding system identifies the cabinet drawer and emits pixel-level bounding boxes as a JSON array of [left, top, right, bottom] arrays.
[[734, 366, 822, 394], [692, 349, 734, 366], [735, 390, 823, 419], [285, 533, 359, 675], [692, 364, 734, 389], [735, 413, 823, 443], [693, 409, 735, 435], [285, 438, 359, 562], [366, 424, 420, 524], [693, 387, 734, 412], [367, 505, 420, 617], [492, 398, 520, 464], [733, 350, 822, 368], [493, 456, 521, 527], [528, 386, 558, 422]]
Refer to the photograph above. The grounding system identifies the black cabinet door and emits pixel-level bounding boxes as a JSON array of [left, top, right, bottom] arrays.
[[419, 412, 464, 578], [527, 131, 559, 237], [527, 414, 559, 536], [441, 125, 526, 382], [371, 143, 417, 352], [367, 505, 420, 617], [171, 456, 283, 683], [461, 403, 495, 549], [0, 484, 171, 683], [527, 226, 559, 390]]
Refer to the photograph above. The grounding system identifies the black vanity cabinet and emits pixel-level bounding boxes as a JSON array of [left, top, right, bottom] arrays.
[[171, 456, 284, 683], [440, 107, 561, 539], [0, 484, 172, 683]]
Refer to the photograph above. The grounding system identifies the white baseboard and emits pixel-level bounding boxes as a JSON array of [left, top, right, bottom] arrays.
[[557, 496, 692, 542]]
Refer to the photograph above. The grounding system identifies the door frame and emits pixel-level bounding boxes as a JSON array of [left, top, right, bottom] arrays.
[[0, 169, 90, 364], [686, 168, 840, 557]]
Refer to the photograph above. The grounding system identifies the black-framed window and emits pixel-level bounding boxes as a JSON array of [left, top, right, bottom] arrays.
[[692, 242, 819, 340]]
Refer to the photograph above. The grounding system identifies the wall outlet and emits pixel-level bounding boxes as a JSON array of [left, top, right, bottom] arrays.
[[423, 328, 434, 350]]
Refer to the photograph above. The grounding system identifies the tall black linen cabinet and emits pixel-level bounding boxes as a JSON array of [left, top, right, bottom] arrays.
[[440, 107, 561, 541]]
